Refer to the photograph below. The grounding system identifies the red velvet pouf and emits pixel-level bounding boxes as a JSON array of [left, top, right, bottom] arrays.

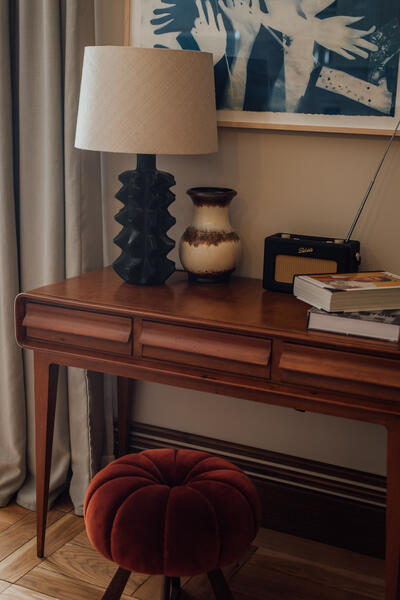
[[84, 448, 261, 599]]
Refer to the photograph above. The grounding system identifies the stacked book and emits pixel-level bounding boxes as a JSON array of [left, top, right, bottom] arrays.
[[293, 271, 400, 342]]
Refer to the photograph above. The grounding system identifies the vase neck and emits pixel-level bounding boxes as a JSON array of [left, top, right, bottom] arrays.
[[192, 204, 233, 233]]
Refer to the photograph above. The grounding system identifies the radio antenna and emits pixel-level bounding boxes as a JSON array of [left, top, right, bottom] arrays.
[[345, 116, 400, 242]]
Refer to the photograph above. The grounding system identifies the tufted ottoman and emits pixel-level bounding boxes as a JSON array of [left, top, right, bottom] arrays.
[[84, 448, 261, 600]]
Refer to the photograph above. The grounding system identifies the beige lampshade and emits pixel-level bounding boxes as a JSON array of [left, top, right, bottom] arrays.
[[75, 46, 218, 155]]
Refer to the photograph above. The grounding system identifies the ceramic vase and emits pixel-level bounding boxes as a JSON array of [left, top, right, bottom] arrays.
[[179, 187, 241, 283]]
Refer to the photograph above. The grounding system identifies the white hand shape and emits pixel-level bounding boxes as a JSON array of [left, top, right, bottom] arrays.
[[313, 16, 378, 60], [254, 0, 309, 40], [191, 0, 227, 65], [218, 0, 261, 42], [218, 0, 261, 110]]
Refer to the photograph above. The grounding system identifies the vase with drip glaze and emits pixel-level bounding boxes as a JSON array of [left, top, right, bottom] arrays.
[[179, 187, 241, 283]]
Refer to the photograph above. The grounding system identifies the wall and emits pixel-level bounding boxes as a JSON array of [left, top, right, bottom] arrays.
[[98, 0, 400, 476]]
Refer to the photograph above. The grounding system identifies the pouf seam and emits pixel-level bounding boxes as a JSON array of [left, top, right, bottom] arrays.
[[140, 452, 168, 483], [90, 473, 157, 487], [106, 463, 161, 483], [191, 478, 258, 538], [86, 475, 156, 512], [174, 447, 177, 483], [162, 486, 173, 573], [185, 484, 222, 567], [183, 456, 231, 484], [108, 483, 167, 559], [161, 448, 177, 567], [84, 476, 155, 529], [189, 467, 241, 483]]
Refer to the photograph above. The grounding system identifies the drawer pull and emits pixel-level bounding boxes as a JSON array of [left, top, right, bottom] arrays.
[[280, 344, 400, 390], [23, 303, 132, 344], [140, 321, 271, 379]]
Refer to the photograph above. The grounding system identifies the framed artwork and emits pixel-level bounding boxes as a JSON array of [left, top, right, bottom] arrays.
[[128, 0, 400, 134]]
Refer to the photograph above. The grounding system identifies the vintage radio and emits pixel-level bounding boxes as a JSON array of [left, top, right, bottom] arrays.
[[263, 233, 361, 293], [261, 115, 400, 293]]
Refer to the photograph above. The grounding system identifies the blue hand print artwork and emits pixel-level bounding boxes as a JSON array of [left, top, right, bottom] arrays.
[[131, 0, 400, 130]]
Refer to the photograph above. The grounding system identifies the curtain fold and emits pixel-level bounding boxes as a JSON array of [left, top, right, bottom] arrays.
[[0, 0, 113, 515], [0, 0, 27, 506]]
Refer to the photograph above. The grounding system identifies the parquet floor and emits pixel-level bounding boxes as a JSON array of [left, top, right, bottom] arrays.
[[0, 496, 385, 599]]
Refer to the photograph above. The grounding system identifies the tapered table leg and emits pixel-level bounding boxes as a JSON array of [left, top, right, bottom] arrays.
[[386, 418, 400, 600], [117, 377, 134, 457], [34, 352, 59, 558]]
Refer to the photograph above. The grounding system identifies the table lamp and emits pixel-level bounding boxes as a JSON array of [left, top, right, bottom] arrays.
[[75, 46, 218, 285]]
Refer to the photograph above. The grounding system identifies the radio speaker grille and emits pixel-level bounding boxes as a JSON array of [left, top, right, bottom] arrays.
[[275, 255, 338, 284]]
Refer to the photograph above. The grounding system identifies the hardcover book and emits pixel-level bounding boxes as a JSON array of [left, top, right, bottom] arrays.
[[293, 271, 400, 312], [307, 307, 400, 342]]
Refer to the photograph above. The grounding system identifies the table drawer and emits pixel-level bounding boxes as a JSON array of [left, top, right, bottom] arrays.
[[277, 342, 400, 401], [23, 303, 132, 355], [139, 321, 271, 379]]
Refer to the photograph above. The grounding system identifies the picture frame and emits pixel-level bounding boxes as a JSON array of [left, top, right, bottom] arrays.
[[127, 0, 400, 135]]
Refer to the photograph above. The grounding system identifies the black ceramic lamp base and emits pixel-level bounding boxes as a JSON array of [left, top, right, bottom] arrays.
[[113, 154, 176, 285]]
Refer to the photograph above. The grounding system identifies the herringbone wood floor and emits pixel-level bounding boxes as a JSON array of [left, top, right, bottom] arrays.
[[0, 496, 384, 599]]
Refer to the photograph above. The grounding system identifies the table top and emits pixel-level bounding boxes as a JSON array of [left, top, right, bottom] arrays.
[[21, 266, 400, 355], [21, 267, 313, 333]]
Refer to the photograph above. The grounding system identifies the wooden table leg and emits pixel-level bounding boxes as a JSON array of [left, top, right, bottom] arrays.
[[34, 352, 59, 558], [117, 377, 134, 457], [386, 418, 400, 600]]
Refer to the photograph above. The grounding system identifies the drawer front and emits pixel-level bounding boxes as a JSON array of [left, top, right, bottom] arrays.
[[277, 342, 400, 401], [23, 303, 132, 355], [139, 321, 271, 379]]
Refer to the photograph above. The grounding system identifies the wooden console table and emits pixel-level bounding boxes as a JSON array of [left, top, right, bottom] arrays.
[[15, 267, 400, 599]]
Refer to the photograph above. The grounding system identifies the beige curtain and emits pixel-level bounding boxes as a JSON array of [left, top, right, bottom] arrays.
[[0, 0, 114, 515]]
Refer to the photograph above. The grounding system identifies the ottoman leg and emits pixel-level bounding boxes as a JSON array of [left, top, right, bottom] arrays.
[[161, 576, 180, 599], [161, 576, 171, 600], [208, 569, 234, 600], [103, 567, 131, 600], [171, 577, 181, 599]]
